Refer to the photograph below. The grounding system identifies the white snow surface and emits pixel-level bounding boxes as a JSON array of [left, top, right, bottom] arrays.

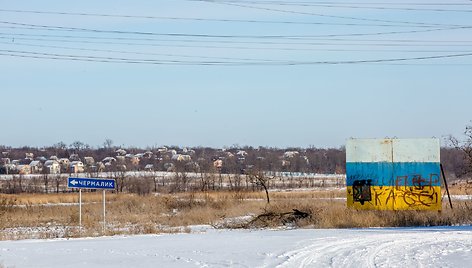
[[1, 226, 472, 268]]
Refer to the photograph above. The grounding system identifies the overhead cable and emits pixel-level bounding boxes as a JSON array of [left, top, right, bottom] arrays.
[[0, 9, 430, 28], [213, 1, 472, 6], [1, 48, 471, 66], [1, 21, 470, 41], [192, 0, 472, 28], [3, 40, 472, 55], [212, 0, 472, 12]]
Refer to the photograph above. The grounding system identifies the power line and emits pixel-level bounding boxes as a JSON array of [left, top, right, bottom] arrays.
[[202, 1, 472, 6], [0, 8, 429, 28], [3, 32, 472, 47], [2, 22, 466, 40], [1, 21, 443, 40], [1, 7, 470, 65], [0, 21, 316, 39], [3, 31, 472, 45], [225, 1, 472, 13], [192, 0, 472, 28], [4, 40, 472, 55], [1, 48, 471, 66], [0, 22, 460, 40], [3, 36, 472, 56], [0, 41, 285, 62], [2, 36, 340, 52]]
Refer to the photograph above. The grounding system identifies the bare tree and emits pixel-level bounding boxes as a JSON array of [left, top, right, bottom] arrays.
[[54, 175, 62, 193], [103, 139, 114, 149], [232, 173, 243, 191], [70, 141, 89, 152], [43, 174, 49, 193], [171, 171, 189, 192], [151, 171, 159, 192], [449, 123, 472, 176], [53, 141, 67, 150], [111, 169, 127, 192], [17, 175, 24, 193], [248, 170, 275, 204]]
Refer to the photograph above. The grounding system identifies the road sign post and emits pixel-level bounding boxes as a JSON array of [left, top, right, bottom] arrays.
[[79, 189, 82, 231], [103, 190, 106, 233], [68, 178, 116, 190], [67, 177, 116, 235]]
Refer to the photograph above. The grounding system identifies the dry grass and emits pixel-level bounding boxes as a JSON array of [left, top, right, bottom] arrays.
[[448, 180, 472, 195], [238, 198, 472, 229], [2, 192, 120, 205], [0, 189, 471, 240]]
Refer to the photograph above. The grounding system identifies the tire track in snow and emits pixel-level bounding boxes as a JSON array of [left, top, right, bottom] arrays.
[[270, 229, 472, 268]]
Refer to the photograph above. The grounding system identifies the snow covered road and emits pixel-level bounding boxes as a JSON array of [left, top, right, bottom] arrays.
[[1, 226, 471, 267], [272, 227, 472, 268]]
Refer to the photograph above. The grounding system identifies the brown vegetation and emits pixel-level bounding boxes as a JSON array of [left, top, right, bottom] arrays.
[[1, 186, 471, 240]]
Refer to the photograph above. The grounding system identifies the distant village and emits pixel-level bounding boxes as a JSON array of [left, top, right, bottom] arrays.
[[0, 144, 466, 181], [0, 145, 346, 176]]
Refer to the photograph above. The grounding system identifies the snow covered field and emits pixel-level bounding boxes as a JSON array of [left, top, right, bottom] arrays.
[[1, 226, 471, 268]]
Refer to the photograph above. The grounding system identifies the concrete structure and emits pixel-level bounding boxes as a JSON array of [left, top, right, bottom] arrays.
[[346, 138, 441, 211]]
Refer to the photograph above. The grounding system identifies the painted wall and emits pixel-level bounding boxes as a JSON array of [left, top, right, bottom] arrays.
[[346, 138, 441, 211]]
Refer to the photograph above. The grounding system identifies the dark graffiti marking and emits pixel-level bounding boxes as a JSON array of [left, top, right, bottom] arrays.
[[394, 173, 440, 207], [353, 173, 440, 209], [400, 189, 438, 207], [352, 179, 372, 205], [395, 173, 440, 189]]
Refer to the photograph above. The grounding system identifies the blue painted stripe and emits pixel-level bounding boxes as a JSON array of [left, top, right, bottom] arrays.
[[346, 162, 440, 187]]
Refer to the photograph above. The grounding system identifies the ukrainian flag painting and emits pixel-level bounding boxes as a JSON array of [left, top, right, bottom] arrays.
[[346, 138, 441, 211]]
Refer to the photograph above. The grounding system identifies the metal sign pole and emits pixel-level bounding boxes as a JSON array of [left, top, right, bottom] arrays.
[[440, 164, 453, 209], [103, 190, 106, 234], [67, 177, 115, 235], [79, 189, 82, 233]]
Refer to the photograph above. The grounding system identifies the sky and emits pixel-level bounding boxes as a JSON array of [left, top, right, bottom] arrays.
[[1, 0, 471, 149]]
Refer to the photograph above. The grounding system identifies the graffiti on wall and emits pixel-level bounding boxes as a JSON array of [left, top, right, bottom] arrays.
[[346, 139, 441, 211]]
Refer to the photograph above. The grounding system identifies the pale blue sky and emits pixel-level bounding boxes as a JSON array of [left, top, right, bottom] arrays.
[[1, 0, 471, 148]]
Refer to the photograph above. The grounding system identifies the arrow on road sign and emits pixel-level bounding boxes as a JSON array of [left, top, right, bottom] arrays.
[[67, 177, 115, 190]]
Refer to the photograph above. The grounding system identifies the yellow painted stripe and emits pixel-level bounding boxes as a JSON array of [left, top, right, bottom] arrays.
[[347, 186, 441, 211]]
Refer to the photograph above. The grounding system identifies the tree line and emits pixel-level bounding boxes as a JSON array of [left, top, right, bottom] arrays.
[[0, 142, 470, 179]]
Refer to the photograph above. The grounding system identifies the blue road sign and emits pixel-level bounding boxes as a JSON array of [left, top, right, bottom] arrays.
[[68, 177, 116, 190]]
